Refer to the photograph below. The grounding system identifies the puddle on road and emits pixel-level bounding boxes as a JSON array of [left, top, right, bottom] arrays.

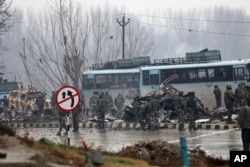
[[16, 128, 242, 159]]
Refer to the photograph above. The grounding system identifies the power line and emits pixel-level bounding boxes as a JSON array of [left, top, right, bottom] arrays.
[[137, 21, 250, 37], [128, 13, 250, 24]]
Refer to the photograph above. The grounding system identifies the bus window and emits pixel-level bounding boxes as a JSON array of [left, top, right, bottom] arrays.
[[188, 69, 196, 81], [161, 69, 178, 83], [234, 67, 244, 80], [0, 84, 5, 91], [149, 70, 159, 85], [95, 74, 107, 89], [143, 71, 149, 85], [127, 73, 139, 88], [197, 68, 207, 81], [214, 66, 233, 81], [107, 74, 120, 88], [82, 75, 95, 89], [207, 68, 215, 79]]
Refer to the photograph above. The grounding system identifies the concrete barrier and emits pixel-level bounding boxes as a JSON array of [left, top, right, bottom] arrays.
[[2, 122, 238, 130]]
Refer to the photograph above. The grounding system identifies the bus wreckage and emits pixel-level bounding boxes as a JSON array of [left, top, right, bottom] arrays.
[[91, 74, 239, 130]]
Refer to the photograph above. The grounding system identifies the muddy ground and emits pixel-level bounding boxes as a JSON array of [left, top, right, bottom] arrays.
[[0, 123, 230, 167]]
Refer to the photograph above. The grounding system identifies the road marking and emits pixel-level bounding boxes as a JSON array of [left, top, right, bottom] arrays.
[[168, 128, 239, 144]]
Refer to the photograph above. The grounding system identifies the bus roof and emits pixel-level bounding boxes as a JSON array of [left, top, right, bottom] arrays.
[[83, 68, 140, 75], [141, 59, 250, 70]]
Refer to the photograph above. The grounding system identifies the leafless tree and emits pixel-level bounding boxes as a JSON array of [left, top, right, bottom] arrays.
[[126, 19, 155, 58], [24, 0, 90, 94], [0, 0, 13, 34], [22, 1, 156, 94], [0, 0, 14, 68]]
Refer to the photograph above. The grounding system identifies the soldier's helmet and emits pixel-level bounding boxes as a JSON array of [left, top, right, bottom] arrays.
[[151, 92, 156, 97], [178, 91, 184, 96], [226, 84, 232, 89], [245, 83, 250, 89], [189, 91, 195, 97]]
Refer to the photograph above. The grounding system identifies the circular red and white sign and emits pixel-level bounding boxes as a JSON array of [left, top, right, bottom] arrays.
[[55, 85, 81, 112]]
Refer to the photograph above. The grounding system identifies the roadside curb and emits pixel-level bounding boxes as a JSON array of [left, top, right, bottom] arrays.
[[2, 122, 238, 130]]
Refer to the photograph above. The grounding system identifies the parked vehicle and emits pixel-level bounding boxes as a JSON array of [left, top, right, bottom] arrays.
[[7, 86, 53, 120]]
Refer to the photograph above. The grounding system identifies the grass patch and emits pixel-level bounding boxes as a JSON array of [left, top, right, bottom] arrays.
[[104, 155, 149, 166]]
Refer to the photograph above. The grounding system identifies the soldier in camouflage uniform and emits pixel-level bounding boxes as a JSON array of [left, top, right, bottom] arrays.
[[56, 110, 68, 136], [147, 92, 160, 130], [224, 84, 236, 124], [89, 92, 99, 116], [72, 106, 80, 132], [104, 91, 113, 114], [174, 91, 186, 131], [237, 99, 250, 151], [234, 82, 245, 108], [97, 94, 107, 129], [244, 83, 250, 106], [185, 92, 199, 131]]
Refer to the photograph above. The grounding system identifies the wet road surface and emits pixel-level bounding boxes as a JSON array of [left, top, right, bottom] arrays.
[[16, 127, 242, 160]]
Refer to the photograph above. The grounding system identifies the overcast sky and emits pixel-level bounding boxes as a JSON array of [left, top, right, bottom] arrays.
[[13, 0, 250, 14]]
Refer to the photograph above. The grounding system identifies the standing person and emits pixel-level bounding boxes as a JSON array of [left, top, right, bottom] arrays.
[[234, 82, 244, 108], [185, 92, 198, 131], [89, 91, 99, 116], [114, 93, 125, 114], [97, 93, 107, 129], [3, 95, 9, 118], [174, 91, 186, 131], [36, 93, 45, 119], [213, 85, 222, 109], [50, 91, 57, 117], [72, 106, 80, 132], [244, 83, 250, 106], [104, 91, 113, 114], [237, 99, 250, 151], [224, 84, 236, 124], [147, 92, 160, 130], [56, 109, 68, 136]]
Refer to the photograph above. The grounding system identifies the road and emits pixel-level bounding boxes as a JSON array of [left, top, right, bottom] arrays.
[[16, 127, 242, 160]]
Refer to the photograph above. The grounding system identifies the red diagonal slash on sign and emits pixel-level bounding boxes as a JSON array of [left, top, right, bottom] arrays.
[[56, 85, 81, 112]]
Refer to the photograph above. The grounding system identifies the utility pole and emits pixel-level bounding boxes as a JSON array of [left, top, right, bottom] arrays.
[[20, 38, 33, 86], [117, 13, 130, 59]]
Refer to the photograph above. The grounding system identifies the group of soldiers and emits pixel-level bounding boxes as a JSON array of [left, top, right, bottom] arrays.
[[174, 91, 202, 131], [214, 82, 250, 124], [89, 91, 125, 129]]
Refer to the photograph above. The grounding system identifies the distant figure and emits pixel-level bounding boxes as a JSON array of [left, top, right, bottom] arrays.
[[97, 94, 107, 129], [185, 92, 199, 131], [56, 110, 68, 136], [72, 106, 80, 132], [114, 93, 125, 113], [50, 91, 57, 116], [89, 91, 99, 115], [104, 91, 113, 113], [213, 85, 221, 109], [237, 99, 250, 151], [234, 82, 244, 108], [174, 91, 186, 131], [3, 95, 9, 118], [224, 84, 236, 124], [244, 83, 250, 106], [147, 92, 160, 114], [36, 94, 45, 118], [147, 92, 160, 129]]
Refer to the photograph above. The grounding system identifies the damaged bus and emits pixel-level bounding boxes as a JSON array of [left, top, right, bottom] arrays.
[[82, 49, 250, 109]]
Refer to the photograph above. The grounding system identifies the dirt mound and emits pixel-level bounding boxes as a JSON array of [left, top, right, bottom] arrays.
[[0, 124, 230, 167], [103, 140, 230, 167]]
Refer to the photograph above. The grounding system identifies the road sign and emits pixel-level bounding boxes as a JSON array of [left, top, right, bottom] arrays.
[[56, 85, 81, 112]]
